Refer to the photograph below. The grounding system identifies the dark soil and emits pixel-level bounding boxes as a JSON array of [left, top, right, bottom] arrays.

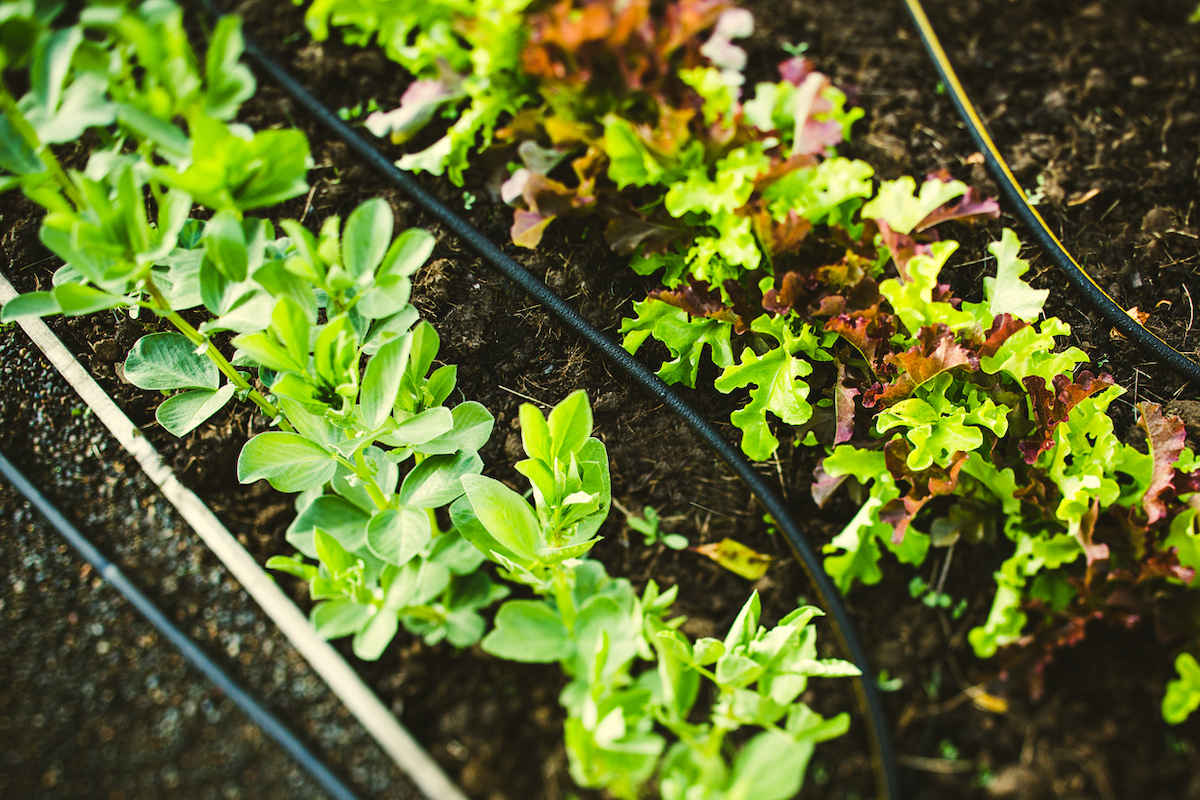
[[5, 0, 1200, 798]]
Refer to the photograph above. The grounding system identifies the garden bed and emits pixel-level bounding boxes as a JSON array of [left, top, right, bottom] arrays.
[[4, 0, 1200, 797]]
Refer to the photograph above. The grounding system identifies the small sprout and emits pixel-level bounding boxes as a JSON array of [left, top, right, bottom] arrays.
[[626, 505, 688, 550], [938, 738, 961, 761], [876, 669, 903, 693]]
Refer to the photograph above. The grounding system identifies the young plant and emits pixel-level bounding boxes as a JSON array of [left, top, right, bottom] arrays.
[[0, 1, 506, 659], [455, 391, 856, 797], [627, 505, 689, 551]]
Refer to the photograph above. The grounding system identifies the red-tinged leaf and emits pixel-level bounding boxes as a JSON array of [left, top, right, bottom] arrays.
[[1176, 468, 1200, 496], [511, 209, 556, 248], [827, 314, 893, 375], [915, 186, 1002, 232], [720, 280, 759, 332], [762, 271, 813, 316], [877, 220, 932, 283], [749, 153, 820, 193], [1076, 497, 1109, 567], [658, 0, 731, 57], [811, 460, 849, 508], [816, 253, 875, 294], [691, 537, 774, 580], [816, 275, 887, 320], [879, 441, 966, 544], [649, 280, 746, 331], [1019, 371, 1115, 463], [1114, 549, 1197, 586], [791, 71, 845, 156], [601, 196, 690, 255], [523, 172, 594, 217], [747, 205, 812, 257], [834, 361, 859, 445], [365, 76, 463, 143], [977, 313, 1028, 358], [522, 0, 658, 88], [1137, 401, 1187, 525], [866, 325, 977, 407], [778, 56, 813, 86]]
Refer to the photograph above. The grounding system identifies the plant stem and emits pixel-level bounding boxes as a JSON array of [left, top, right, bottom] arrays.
[[551, 562, 576, 631], [142, 275, 292, 429], [353, 448, 390, 511]]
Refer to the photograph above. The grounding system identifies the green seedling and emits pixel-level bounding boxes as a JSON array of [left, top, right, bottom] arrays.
[[457, 391, 857, 798], [627, 505, 688, 550]]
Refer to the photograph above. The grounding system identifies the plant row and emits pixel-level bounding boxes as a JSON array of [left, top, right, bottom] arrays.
[[303, 0, 1200, 722], [0, 2, 860, 795]]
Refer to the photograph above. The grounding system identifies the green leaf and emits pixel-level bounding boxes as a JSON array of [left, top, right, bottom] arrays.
[[620, 298, 734, 389], [0, 290, 59, 321], [365, 507, 432, 566], [572, 595, 639, 680], [51, 284, 128, 316], [762, 156, 875, 225], [602, 114, 664, 189], [0, 114, 45, 175], [693, 637, 725, 666], [984, 228, 1049, 323], [358, 333, 411, 429], [715, 653, 764, 688], [1164, 652, 1200, 725], [519, 402, 551, 463], [265, 554, 317, 581], [203, 209, 249, 281], [342, 197, 393, 280], [878, 241, 975, 334], [116, 105, 190, 164], [311, 599, 373, 640], [204, 15, 256, 120], [379, 227, 435, 279], [725, 730, 812, 800], [482, 600, 572, 663], [399, 450, 483, 508], [380, 407, 453, 448], [714, 315, 816, 461], [158, 119, 310, 212], [861, 175, 966, 235], [314, 527, 356, 576], [269, 296, 312, 371], [353, 608, 399, 661], [412, 402, 492, 454], [286, 495, 372, 557], [548, 389, 592, 461], [125, 332, 219, 391], [723, 591, 761, 652], [155, 384, 235, 436], [460, 474, 540, 562], [237, 432, 337, 492]]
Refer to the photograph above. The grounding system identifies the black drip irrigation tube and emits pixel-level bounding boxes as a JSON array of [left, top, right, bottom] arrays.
[[0, 450, 366, 800], [194, 2, 902, 798], [902, 0, 1200, 388]]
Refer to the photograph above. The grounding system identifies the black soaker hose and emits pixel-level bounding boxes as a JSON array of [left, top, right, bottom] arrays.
[[902, 0, 1200, 387], [195, 3, 901, 798], [0, 451, 365, 800]]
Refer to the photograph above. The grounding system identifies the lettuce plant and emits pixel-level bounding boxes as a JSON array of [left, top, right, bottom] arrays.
[[302, 0, 1200, 722], [457, 391, 856, 798]]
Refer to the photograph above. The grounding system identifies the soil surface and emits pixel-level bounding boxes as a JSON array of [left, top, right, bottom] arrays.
[[5, 0, 1200, 798]]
